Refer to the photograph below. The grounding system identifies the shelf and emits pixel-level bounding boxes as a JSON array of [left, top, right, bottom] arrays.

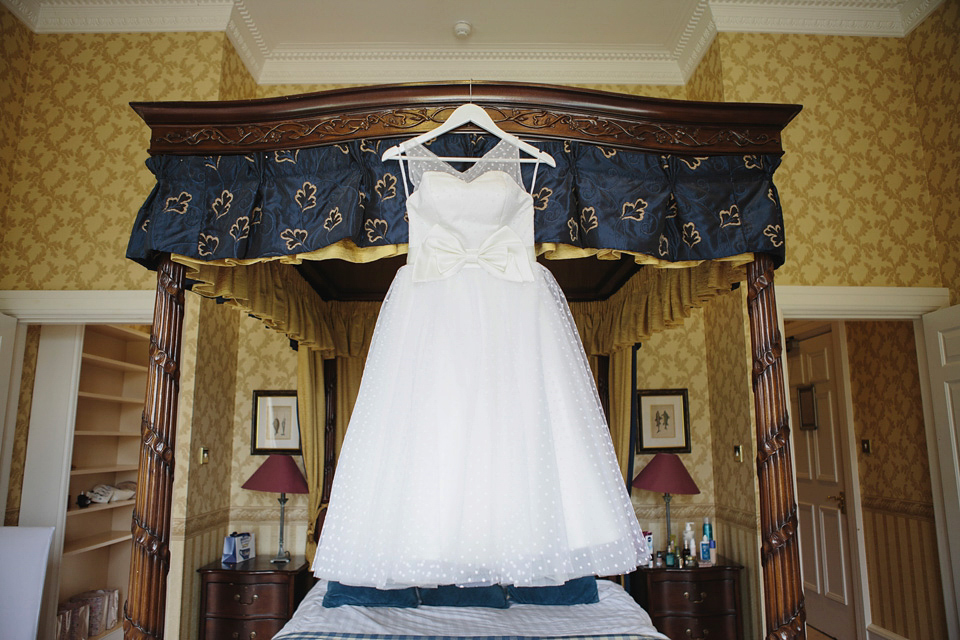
[[63, 531, 131, 556], [74, 430, 141, 437], [82, 352, 148, 374], [67, 499, 135, 516], [87, 325, 150, 342], [78, 391, 144, 405], [71, 465, 138, 476]]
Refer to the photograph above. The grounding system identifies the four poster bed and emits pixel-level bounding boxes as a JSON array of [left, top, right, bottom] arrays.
[[122, 82, 803, 640]]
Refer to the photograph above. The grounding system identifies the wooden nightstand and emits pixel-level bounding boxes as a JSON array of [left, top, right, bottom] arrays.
[[629, 556, 743, 640], [198, 556, 311, 640]]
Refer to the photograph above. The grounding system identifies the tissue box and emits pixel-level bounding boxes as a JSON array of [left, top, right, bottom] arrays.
[[222, 531, 256, 563]]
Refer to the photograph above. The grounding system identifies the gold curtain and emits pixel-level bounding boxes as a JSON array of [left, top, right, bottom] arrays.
[[570, 260, 745, 356], [608, 346, 634, 482], [297, 348, 325, 561]]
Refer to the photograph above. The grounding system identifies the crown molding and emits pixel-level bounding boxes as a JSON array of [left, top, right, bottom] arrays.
[[676, 1, 719, 83], [710, 0, 943, 37]]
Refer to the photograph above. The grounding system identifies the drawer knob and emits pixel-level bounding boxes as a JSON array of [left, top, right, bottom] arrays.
[[685, 629, 709, 639], [683, 590, 707, 604], [233, 592, 259, 604], [250, 633, 257, 639]]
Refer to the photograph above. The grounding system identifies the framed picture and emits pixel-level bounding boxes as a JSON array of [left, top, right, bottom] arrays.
[[251, 390, 301, 455], [636, 388, 691, 453]]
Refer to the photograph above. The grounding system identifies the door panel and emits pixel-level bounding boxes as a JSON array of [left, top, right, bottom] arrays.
[[799, 501, 820, 593], [819, 505, 847, 603]]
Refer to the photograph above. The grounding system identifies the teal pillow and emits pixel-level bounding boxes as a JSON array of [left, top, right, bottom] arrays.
[[322, 581, 420, 608], [419, 584, 509, 609], [507, 576, 599, 605]]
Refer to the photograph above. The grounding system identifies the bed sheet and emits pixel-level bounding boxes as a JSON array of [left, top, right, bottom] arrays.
[[274, 579, 668, 640]]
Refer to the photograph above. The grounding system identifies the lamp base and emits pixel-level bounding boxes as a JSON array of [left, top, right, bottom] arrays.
[[271, 550, 291, 564]]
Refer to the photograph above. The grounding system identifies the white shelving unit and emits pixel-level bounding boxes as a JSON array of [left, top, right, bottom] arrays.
[[20, 323, 149, 640]]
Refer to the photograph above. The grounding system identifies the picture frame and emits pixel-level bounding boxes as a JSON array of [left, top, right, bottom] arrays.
[[636, 388, 691, 453], [251, 390, 301, 455]]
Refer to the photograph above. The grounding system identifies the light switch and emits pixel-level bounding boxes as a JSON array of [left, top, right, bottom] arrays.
[[200, 447, 210, 464], [733, 444, 743, 463], [861, 439, 872, 454]]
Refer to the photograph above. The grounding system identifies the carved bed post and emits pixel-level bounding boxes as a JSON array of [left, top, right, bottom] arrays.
[[746, 254, 806, 640], [124, 256, 186, 640]]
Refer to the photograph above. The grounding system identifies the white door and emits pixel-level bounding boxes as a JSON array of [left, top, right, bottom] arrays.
[[922, 304, 960, 637], [788, 328, 857, 639]]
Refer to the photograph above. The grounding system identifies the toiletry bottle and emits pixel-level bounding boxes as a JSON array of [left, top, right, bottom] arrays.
[[710, 537, 717, 564], [703, 516, 713, 541], [665, 537, 676, 567], [655, 551, 664, 568], [700, 534, 712, 566]]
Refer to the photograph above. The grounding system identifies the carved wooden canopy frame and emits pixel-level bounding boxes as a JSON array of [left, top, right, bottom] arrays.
[[126, 82, 804, 640]]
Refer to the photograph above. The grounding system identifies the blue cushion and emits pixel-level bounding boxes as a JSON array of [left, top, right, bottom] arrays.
[[322, 581, 420, 608], [419, 584, 509, 608], [507, 576, 599, 605]]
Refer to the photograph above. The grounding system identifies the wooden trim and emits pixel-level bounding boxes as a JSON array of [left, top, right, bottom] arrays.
[[124, 257, 186, 640], [746, 255, 806, 639], [131, 81, 801, 156], [777, 286, 949, 319], [0, 290, 154, 323]]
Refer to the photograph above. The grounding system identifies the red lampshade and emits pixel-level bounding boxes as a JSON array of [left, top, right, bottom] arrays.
[[242, 455, 309, 494], [632, 453, 700, 495]]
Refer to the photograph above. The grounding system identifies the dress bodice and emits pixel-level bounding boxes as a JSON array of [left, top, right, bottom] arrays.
[[403, 141, 535, 282], [407, 171, 534, 252]]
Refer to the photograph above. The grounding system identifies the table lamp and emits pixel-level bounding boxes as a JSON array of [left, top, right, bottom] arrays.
[[242, 454, 309, 563], [632, 453, 699, 545]]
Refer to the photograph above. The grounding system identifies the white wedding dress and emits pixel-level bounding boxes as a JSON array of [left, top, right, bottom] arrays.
[[312, 140, 647, 588]]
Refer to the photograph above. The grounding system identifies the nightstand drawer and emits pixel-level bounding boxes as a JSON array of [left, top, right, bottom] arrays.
[[648, 578, 738, 615], [203, 615, 286, 639], [204, 581, 289, 617], [656, 613, 738, 640]]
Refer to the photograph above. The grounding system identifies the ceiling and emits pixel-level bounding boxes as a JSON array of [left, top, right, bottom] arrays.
[[2, 0, 942, 85]]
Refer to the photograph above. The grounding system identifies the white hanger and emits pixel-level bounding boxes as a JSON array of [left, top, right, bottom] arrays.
[[381, 103, 556, 167]]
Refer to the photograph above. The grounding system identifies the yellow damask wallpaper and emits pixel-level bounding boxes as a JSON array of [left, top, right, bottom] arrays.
[[907, 0, 960, 305], [185, 298, 241, 520], [718, 31, 943, 290], [0, 6, 31, 229], [686, 37, 724, 103], [0, 29, 226, 291], [846, 321, 932, 507]]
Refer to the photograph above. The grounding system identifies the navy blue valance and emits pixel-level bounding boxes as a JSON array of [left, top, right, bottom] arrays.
[[126, 135, 786, 271]]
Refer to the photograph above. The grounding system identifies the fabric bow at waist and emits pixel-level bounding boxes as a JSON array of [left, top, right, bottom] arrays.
[[410, 225, 536, 283]]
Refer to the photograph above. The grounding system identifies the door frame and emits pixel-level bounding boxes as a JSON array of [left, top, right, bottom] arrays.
[[778, 285, 956, 640], [0, 291, 154, 517]]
